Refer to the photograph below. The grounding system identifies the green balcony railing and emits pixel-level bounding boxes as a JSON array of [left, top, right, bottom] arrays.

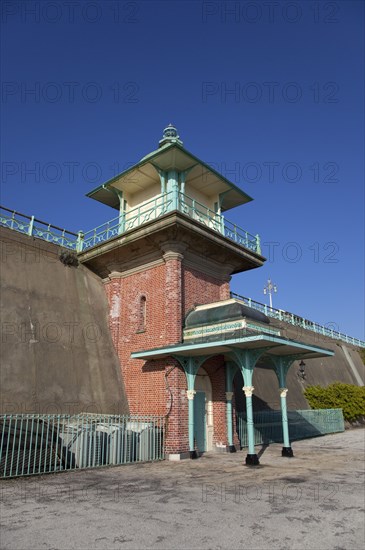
[[1, 195, 260, 255], [80, 191, 261, 254]]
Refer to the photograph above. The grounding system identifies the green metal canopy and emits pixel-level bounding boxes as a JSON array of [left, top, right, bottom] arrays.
[[131, 333, 334, 361], [86, 142, 253, 212]]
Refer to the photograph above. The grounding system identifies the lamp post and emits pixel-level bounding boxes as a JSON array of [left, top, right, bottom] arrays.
[[263, 278, 277, 309], [298, 360, 306, 380]]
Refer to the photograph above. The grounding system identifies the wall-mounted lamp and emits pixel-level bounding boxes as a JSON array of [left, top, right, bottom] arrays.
[[298, 360, 306, 380]]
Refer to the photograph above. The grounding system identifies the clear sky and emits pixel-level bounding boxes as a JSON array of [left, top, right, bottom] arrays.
[[1, 0, 364, 340]]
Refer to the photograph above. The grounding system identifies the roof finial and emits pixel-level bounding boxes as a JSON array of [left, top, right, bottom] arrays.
[[159, 123, 183, 147]]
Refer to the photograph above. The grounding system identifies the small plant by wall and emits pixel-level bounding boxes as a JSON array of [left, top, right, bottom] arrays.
[[304, 382, 365, 422], [59, 250, 79, 267]]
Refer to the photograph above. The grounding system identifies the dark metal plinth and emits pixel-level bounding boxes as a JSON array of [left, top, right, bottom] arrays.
[[227, 445, 237, 453], [282, 447, 294, 457], [245, 454, 260, 466], [190, 450, 198, 459]]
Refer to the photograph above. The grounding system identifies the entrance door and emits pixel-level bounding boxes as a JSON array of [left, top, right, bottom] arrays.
[[194, 391, 206, 453]]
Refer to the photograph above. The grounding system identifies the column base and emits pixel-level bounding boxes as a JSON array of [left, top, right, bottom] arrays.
[[282, 447, 294, 457], [245, 454, 260, 466], [190, 450, 198, 459], [226, 445, 237, 453]]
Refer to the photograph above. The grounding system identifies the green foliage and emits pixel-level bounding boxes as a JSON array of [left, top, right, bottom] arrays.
[[304, 382, 365, 422]]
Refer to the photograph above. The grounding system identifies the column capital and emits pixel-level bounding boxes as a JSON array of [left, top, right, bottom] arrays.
[[108, 270, 122, 279], [160, 241, 187, 261], [279, 388, 288, 398], [186, 389, 196, 400], [225, 391, 234, 401], [243, 386, 255, 397]]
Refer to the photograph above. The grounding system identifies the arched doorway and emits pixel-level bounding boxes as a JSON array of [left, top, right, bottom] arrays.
[[194, 367, 213, 452]]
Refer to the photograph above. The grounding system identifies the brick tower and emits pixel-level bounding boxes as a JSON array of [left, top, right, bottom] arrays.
[[79, 125, 266, 458]]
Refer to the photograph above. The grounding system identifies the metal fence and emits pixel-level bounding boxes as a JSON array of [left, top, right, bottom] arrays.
[[231, 292, 365, 348], [236, 408, 344, 448], [0, 413, 165, 479]]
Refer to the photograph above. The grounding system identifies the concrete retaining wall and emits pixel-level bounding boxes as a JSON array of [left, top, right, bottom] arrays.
[[0, 227, 129, 415]]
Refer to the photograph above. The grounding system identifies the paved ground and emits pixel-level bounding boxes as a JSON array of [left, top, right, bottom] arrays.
[[1, 429, 364, 550]]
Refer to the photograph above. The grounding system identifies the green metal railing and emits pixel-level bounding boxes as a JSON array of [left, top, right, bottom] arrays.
[[0, 413, 165, 478], [0, 194, 261, 255], [81, 191, 260, 253], [236, 408, 344, 448], [0, 206, 82, 251], [231, 292, 365, 348]]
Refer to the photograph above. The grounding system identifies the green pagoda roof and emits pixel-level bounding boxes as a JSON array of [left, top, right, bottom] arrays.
[[86, 127, 253, 212]]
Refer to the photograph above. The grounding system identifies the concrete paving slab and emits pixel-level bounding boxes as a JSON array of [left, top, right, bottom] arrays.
[[1, 429, 364, 550]]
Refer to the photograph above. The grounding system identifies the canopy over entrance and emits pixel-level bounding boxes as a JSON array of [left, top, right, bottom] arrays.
[[131, 299, 334, 465], [131, 333, 334, 362]]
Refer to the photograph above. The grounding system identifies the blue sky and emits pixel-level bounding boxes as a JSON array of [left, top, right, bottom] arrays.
[[1, 0, 364, 340]]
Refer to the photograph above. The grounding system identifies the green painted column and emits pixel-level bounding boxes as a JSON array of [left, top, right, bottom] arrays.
[[269, 355, 301, 458], [173, 355, 211, 459], [226, 393, 234, 447], [225, 362, 237, 452], [279, 388, 290, 449], [167, 170, 179, 210], [116, 190, 125, 234], [184, 368, 197, 457], [228, 348, 266, 466], [243, 383, 256, 458], [187, 389, 196, 453]]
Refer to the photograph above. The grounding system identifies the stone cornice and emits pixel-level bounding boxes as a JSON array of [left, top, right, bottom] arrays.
[[183, 252, 234, 280], [102, 258, 165, 282]]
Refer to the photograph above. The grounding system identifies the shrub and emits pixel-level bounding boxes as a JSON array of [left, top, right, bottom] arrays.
[[304, 382, 365, 422], [59, 250, 79, 267]]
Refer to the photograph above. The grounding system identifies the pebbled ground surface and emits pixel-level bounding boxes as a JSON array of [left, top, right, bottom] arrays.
[[1, 429, 364, 550]]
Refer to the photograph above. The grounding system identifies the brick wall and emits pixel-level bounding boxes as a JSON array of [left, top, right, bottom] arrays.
[[104, 253, 233, 454], [183, 266, 230, 316], [104, 263, 168, 416]]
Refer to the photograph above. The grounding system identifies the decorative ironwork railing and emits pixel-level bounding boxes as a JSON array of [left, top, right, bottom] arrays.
[[0, 413, 165, 478], [0, 206, 82, 251], [1, 194, 261, 254], [80, 193, 176, 251], [230, 292, 365, 348], [81, 191, 261, 253], [177, 193, 260, 253], [236, 408, 344, 448]]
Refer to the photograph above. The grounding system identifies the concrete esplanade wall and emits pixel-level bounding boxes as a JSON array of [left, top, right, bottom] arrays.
[[0, 226, 129, 415]]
